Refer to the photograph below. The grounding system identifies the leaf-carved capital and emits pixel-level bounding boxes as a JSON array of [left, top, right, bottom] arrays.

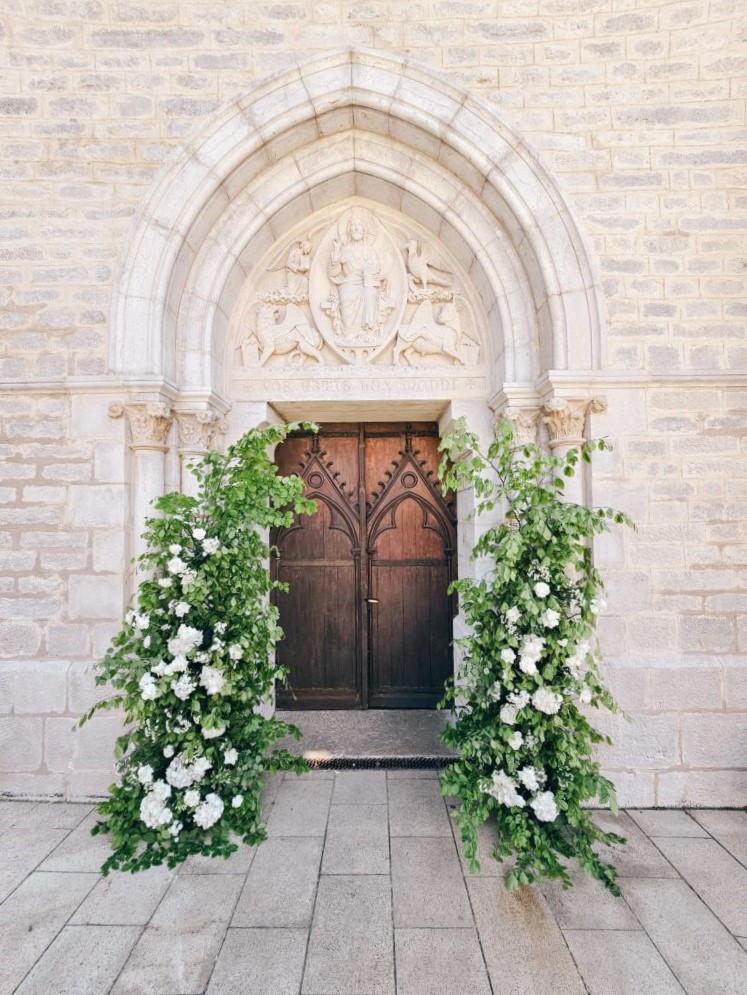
[[109, 401, 173, 447], [174, 410, 227, 452], [541, 396, 607, 448], [503, 406, 541, 447]]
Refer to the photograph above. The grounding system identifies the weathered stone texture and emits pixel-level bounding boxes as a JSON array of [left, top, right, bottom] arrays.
[[0, 2, 745, 802]]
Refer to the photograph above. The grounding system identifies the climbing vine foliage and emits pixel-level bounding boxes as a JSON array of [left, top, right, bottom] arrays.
[[438, 418, 633, 894], [80, 423, 316, 874]]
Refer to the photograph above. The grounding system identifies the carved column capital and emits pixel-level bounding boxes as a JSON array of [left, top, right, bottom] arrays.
[[109, 401, 173, 449], [541, 396, 606, 449], [503, 406, 541, 447], [174, 410, 227, 453]]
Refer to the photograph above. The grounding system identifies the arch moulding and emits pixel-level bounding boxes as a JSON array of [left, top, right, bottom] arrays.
[[109, 47, 605, 431]]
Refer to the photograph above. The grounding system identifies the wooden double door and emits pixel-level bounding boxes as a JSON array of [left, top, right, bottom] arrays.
[[272, 423, 457, 709]]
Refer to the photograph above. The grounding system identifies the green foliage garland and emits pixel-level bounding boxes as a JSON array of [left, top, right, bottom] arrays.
[[438, 418, 633, 893], [80, 423, 316, 874]]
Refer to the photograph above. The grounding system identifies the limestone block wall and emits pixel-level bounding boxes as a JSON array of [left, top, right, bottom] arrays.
[[0, 1, 745, 803]]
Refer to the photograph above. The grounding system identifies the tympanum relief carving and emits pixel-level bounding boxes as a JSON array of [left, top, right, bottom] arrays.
[[234, 206, 481, 372]]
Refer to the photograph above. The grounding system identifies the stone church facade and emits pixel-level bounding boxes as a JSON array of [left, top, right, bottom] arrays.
[[0, 2, 745, 806]]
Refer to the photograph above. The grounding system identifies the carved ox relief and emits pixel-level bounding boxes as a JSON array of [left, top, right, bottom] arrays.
[[233, 205, 483, 371]]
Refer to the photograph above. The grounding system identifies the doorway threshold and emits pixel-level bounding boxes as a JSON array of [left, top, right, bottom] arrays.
[[276, 709, 457, 769]]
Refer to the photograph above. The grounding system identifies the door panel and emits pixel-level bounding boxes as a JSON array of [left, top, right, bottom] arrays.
[[272, 423, 455, 709]]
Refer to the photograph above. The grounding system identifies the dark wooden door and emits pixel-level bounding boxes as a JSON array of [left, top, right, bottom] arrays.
[[272, 423, 456, 709]]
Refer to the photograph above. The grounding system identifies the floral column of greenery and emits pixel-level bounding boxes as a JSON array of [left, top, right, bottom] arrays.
[[81, 423, 316, 874], [438, 418, 633, 893]]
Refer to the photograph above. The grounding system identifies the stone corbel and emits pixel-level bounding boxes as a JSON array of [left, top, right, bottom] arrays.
[[541, 396, 607, 450], [108, 400, 173, 450]]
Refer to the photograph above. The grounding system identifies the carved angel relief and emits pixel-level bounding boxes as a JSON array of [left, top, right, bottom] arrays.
[[234, 207, 481, 370]]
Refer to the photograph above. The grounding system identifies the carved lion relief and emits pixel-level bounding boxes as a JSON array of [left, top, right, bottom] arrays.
[[233, 204, 482, 371]]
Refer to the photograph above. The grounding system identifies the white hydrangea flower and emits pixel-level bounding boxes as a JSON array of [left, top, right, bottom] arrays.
[[167, 556, 187, 575], [174, 601, 190, 618], [139, 673, 159, 701], [518, 766, 540, 791], [169, 543, 182, 555], [589, 596, 607, 615], [500, 648, 516, 665], [200, 665, 225, 695], [231, 795, 243, 809], [224, 748, 238, 765], [172, 674, 196, 700], [137, 764, 153, 785], [165, 756, 194, 788], [164, 655, 188, 675], [150, 779, 172, 801], [193, 792, 224, 829], [520, 634, 545, 662], [508, 731, 524, 750], [511, 690, 531, 709], [532, 687, 563, 715], [167, 624, 203, 657], [192, 528, 206, 541], [202, 725, 226, 739], [214, 622, 227, 634], [181, 568, 197, 588], [578, 686, 592, 705], [505, 606, 521, 625], [135, 613, 150, 630], [531, 790, 559, 822], [484, 771, 525, 808], [519, 656, 538, 676], [499, 704, 517, 725], [228, 644, 243, 661], [488, 681, 502, 702], [158, 577, 173, 589], [168, 821, 182, 837], [192, 756, 212, 779], [163, 744, 175, 758], [540, 608, 561, 629], [184, 789, 200, 807], [534, 581, 550, 598], [202, 537, 221, 555], [143, 635, 152, 649], [140, 793, 173, 829]]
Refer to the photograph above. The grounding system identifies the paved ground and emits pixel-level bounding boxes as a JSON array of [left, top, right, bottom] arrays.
[[1, 771, 746, 995]]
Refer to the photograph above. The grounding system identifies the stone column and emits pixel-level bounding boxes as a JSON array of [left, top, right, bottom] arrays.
[[174, 410, 226, 497], [541, 397, 607, 505], [109, 400, 173, 571]]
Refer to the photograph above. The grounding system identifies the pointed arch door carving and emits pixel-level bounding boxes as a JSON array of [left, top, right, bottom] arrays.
[[272, 423, 456, 708]]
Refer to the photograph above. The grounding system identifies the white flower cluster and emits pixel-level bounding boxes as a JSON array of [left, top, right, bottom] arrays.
[[518, 634, 545, 676], [482, 768, 558, 822], [532, 687, 563, 715], [499, 690, 530, 726], [165, 753, 211, 789], [139, 779, 173, 829], [200, 665, 225, 695], [193, 792, 224, 829], [167, 624, 203, 657]]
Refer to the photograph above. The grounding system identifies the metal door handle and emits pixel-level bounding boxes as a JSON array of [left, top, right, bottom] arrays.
[[366, 598, 379, 604]]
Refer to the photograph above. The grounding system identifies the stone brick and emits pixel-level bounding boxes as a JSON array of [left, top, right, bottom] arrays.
[[658, 770, 747, 808], [13, 662, 68, 715], [724, 665, 747, 709], [651, 666, 723, 712], [0, 717, 43, 771], [0, 550, 36, 571], [0, 622, 42, 658], [67, 661, 109, 713], [45, 714, 122, 772], [595, 713, 680, 770], [68, 574, 123, 620], [46, 623, 91, 658], [69, 485, 125, 527], [679, 615, 735, 654], [92, 530, 126, 574], [682, 714, 747, 768]]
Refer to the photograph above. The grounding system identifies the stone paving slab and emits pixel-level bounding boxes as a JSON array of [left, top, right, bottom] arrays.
[[1, 785, 747, 995]]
